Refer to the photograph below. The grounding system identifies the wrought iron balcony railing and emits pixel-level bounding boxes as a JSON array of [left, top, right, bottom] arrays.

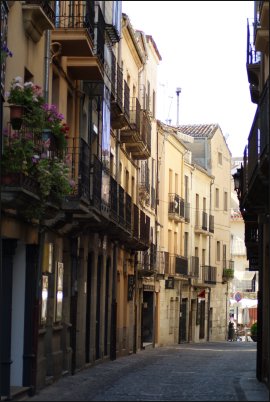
[[195, 210, 210, 233], [155, 251, 169, 275], [123, 80, 130, 121], [137, 243, 157, 276], [129, 97, 141, 132], [175, 255, 188, 276], [168, 193, 185, 222], [247, 19, 261, 66], [139, 164, 150, 194], [202, 265, 217, 284], [209, 214, 214, 233], [54, 1, 94, 40], [242, 79, 269, 199], [140, 110, 151, 154]]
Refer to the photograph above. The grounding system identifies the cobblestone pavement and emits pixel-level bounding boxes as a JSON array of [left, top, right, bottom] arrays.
[[27, 342, 269, 401]]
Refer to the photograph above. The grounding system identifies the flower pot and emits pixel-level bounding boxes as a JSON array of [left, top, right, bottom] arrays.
[[9, 105, 24, 130]]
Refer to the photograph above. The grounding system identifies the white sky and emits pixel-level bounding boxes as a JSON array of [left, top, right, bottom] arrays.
[[121, 1, 257, 157]]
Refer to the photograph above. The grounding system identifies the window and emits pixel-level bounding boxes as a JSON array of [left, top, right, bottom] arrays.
[[119, 162, 122, 185], [175, 173, 178, 194], [152, 90, 156, 117], [215, 188, 219, 209], [218, 152, 222, 165], [132, 176, 135, 199], [202, 249, 206, 266], [185, 175, 189, 202], [217, 241, 221, 261], [203, 197, 206, 212], [102, 86, 110, 170], [195, 194, 199, 226], [151, 158, 155, 187], [224, 191, 228, 211], [55, 262, 64, 322], [184, 232, 188, 258], [174, 232, 177, 255], [125, 169, 129, 193], [223, 244, 226, 267], [41, 275, 48, 324], [169, 169, 173, 193]]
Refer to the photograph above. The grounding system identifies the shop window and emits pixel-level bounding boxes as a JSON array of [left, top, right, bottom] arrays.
[[55, 262, 64, 322]]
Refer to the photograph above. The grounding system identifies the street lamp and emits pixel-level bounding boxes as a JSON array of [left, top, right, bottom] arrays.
[[176, 87, 181, 126], [232, 167, 242, 198]]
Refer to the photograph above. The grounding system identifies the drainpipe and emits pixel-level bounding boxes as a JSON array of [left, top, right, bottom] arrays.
[[0, 77, 3, 402], [207, 179, 214, 341], [32, 29, 51, 392], [110, 34, 122, 360], [110, 241, 118, 360], [44, 30, 51, 103]]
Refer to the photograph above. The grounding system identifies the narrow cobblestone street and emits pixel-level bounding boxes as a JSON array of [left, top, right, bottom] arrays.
[[27, 342, 269, 401]]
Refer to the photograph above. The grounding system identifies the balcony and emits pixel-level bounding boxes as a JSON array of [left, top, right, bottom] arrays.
[[137, 243, 157, 277], [240, 80, 269, 210], [53, 3, 105, 80], [202, 265, 217, 284], [195, 210, 211, 235], [1, 119, 71, 222], [121, 98, 151, 160], [22, 0, 55, 43], [1, 172, 40, 211], [154, 251, 169, 275], [139, 163, 150, 205], [120, 97, 140, 142], [246, 19, 261, 104], [110, 55, 127, 129], [222, 260, 234, 282], [63, 149, 150, 248], [168, 193, 185, 222], [51, 0, 94, 56], [175, 255, 188, 276]]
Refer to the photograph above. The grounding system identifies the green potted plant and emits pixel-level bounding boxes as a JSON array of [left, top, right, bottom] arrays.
[[41, 103, 69, 155], [1, 130, 37, 181], [250, 321, 257, 342], [2, 78, 74, 219], [6, 77, 44, 129]]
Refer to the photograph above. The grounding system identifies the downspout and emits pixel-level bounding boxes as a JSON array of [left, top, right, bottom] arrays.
[[32, 29, 51, 392], [110, 34, 122, 360], [44, 30, 51, 103], [0, 64, 3, 402], [207, 178, 214, 341]]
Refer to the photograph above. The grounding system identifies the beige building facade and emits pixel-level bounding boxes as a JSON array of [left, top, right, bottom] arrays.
[[1, 2, 237, 399]]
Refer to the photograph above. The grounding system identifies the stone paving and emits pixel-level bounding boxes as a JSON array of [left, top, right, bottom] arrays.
[[27, 342, 269, 401]]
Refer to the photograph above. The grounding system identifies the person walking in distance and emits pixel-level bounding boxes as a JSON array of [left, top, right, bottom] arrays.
[[228, 321, 235, 341]]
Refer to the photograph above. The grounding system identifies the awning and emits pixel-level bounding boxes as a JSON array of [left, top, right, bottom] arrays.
[[229, 298, 258, 308], [198, 289, 205, 298]]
